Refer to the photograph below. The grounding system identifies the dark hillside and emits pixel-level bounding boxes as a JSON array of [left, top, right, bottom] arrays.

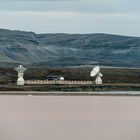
[[0, 29, 140, 67]]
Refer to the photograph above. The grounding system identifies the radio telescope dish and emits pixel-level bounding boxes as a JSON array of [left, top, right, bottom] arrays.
[[90, 66, 100, 77], [99, 73, 103, 77]]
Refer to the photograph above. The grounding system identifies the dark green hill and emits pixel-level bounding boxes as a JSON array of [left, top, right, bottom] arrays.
[[0, 29, 140, 67]]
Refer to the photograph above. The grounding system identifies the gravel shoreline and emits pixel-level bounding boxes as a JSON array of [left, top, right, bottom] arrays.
[[0, 91, 140, 96]]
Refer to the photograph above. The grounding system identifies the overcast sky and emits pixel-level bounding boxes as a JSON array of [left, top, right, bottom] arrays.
[[0, 0, 140, 36]]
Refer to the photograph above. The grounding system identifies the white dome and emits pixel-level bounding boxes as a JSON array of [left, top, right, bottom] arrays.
[[59, 77, 64, 80]]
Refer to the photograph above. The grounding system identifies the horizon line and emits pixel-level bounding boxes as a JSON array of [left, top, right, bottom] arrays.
[[0, 28, 139, 38]]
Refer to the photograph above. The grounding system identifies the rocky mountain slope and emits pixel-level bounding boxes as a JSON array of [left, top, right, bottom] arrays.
[[0, 29, 140, 67]]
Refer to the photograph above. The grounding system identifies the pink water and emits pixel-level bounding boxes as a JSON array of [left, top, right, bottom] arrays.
[[0, 96, 140, 140]]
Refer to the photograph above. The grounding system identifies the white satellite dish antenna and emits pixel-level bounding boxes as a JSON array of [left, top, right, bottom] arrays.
[[90, 66, 103, 85], [15, 65, 27, 86], [90, 66, 100, 77], [95, 73, 103, 84]]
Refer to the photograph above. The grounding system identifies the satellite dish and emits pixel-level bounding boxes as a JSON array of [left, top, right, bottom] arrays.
[[90, 66, 100, 77], [99, 73, 103, 77]]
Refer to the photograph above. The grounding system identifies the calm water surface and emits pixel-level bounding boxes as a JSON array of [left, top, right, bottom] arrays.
[[0, 95, 140, 140]]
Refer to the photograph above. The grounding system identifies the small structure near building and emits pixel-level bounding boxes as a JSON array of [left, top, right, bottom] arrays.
[[59, 76, 64, 81], [15, 65, 27, 85]]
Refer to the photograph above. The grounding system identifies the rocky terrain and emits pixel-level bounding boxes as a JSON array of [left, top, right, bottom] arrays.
[[0, 29, 140, 67]]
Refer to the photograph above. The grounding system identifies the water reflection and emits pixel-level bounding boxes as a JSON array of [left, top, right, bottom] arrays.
[[0, 96, 140, 140]]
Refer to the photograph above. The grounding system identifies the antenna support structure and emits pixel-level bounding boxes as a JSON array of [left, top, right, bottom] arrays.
[[15, 65, 27, 86], [90, 66, 103, 85], [95, 72, 103, 85]]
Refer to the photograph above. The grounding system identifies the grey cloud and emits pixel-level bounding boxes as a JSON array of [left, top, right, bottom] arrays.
[[0, 0, 140, 36], [0, 11, 139, 36], [0, 0, 140, 14]]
